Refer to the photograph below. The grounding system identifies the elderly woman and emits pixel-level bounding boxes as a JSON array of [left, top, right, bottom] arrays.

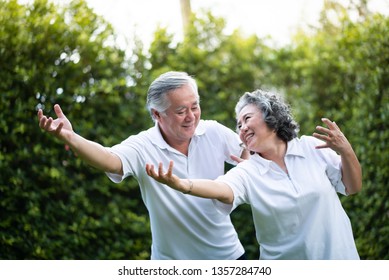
[[146, 89, 362, 260]]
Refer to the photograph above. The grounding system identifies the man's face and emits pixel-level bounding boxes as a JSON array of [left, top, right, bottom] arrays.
[[155, 83, 201, 147]]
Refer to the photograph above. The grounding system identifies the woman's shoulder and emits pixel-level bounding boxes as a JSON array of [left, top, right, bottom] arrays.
[[297, 135, 325, 146]]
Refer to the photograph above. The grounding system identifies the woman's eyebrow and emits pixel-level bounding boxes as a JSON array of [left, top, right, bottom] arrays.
[[237, 112, 254, 125]]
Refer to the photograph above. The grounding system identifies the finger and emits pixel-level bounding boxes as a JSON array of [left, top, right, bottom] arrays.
[[146, 164, 155, 177], [55, 121, 64, 134], [315, 125, 331, 135], [230, 154, 244, 163], [158, 162, 164, 176], [321, 118, 332, 127], [39, 116, 47, 129], [321, 118, 338, 130], [332, 121, 340, 130], [37, 109, 43, 119], [167, 160, 174, 176], [145, 164, 154, 176], [149, 164, 155, 175], [145, 164, 151, 175], [54, 104, 65, 118], [313, 132, 330, 143], [315, 143, 329, 149], [44, 117, 53, 131]]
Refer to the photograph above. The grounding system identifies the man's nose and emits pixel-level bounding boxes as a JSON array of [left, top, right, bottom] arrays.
[[186, 110, 195, 120]]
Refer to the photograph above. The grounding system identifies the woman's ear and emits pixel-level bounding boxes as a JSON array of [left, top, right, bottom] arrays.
[[152, 109, 161, 120]]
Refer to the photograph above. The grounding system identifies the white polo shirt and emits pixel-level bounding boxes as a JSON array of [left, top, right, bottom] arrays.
[[215, 136, 359, 260], [106, 120, 245, 260]]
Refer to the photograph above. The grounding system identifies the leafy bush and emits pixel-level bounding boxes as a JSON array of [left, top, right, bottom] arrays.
[[1, 0, 387, 260], [0, 0, 151, 259]]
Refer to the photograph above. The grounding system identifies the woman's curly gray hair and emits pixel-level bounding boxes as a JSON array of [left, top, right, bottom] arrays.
[[235, 89, 299, 142]]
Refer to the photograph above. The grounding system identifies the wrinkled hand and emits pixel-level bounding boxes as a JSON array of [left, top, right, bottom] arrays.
[[37, 104, 73, 141], [313, 118, 352, 155], [145, 161, 182, 191]]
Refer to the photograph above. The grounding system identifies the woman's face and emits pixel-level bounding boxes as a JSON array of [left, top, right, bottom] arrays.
[[237, 104, 276, 153]]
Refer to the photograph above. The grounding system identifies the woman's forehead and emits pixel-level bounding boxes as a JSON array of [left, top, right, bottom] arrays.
[[238, 104, 258, 118]]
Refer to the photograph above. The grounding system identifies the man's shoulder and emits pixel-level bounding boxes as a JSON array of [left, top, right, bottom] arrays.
[[199, 119, 218, 126], [196, 119, 229, 137], [198, 119, 232, 131], [121, 127, 154, 145]]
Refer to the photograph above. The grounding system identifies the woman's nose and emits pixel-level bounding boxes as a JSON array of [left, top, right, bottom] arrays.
[[240, 123, 248, 132]]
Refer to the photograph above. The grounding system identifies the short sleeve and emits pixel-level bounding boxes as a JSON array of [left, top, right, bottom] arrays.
[[213, 121, 244, 165], [313, 138, 347, 196], [213, 163, 250, 215], [104, 137, 144, 183]]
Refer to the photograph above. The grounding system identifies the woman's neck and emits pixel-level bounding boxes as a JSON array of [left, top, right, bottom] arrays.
[[259, 139, 288, 173]]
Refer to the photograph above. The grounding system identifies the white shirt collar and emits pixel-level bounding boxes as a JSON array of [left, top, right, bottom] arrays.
[[147, 120, 206, 151], [250, 138, 306, 175]]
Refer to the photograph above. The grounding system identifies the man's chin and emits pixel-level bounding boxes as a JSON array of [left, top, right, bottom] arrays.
[[182, 125, 195, 131], [182, 128, 195, 138]]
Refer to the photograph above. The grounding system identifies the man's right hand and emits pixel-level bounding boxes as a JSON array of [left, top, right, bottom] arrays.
[[38, 104, 74, 142]]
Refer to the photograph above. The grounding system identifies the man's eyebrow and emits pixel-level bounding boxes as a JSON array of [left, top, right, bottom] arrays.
[[175, 102, 199, 111], [175, 105, 186, 111]]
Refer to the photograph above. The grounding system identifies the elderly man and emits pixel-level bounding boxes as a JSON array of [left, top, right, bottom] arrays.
[[38, 71, 248, 260]]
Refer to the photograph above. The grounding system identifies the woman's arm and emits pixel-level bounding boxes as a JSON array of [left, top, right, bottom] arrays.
[[145, 161, 234, 204], [338, 147, 362, 195], [313, 118, 362, 195]]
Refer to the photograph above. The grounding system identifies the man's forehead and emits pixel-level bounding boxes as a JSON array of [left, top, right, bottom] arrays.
[[168, 94, 198, 106]]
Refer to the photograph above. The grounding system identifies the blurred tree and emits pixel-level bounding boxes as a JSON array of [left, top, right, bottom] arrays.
[[0, 0, 151, 259], [1, 0, 387, 260]]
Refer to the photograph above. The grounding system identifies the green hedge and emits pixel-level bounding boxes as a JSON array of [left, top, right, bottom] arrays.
[[1, 0, 388, 259]]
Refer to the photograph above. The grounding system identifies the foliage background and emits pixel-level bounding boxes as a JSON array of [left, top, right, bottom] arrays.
[[0, 0, 388, 259]]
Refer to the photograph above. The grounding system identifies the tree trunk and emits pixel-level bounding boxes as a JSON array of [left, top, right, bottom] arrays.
[[180, 0, 192, 35]]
